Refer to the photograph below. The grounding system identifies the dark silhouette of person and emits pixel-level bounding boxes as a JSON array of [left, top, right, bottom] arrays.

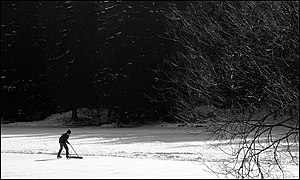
[[57, 129, 71, 159]]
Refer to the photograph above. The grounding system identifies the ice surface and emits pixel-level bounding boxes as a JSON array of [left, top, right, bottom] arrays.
[[2, 153, 224, 179], [1, 120, 299, 179]]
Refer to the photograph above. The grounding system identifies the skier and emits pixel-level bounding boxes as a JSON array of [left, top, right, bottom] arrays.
[[57, 129, 71, 159]]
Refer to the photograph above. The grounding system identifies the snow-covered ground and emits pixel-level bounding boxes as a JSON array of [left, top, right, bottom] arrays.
[[1, 113, 299, 179]]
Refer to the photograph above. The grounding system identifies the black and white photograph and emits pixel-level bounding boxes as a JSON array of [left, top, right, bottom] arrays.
[[1, 1, 299, 179]]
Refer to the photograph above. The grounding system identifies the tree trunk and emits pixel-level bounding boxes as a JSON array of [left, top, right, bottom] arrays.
[[72, 108, 79, 121], [108, 108, 112, 122]]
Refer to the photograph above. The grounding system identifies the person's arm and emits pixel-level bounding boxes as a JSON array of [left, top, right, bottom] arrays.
[[66, 134, 70, 144]]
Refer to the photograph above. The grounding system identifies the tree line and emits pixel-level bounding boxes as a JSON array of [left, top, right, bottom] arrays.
[[1, 1, 175, 123]]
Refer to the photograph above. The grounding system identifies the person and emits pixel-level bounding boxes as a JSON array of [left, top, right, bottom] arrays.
[[57, 129, 71, 159]]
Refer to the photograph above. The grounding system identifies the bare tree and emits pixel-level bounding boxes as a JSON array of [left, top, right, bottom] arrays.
[[158, 1, 299, 178]]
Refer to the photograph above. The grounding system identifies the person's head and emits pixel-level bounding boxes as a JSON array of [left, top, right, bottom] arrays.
[[67, 129, 71, 135]]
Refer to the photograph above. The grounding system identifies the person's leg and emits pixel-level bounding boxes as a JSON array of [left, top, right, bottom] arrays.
[[57, 143, 63, 157], [63, 143, 69, 157]]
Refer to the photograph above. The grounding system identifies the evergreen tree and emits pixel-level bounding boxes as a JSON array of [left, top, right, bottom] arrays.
[[1, 1, 50, 121]]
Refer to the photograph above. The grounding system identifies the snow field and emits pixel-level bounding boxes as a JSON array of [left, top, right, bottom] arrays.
[[2, 153, 221, 179], [1, 125, 299, 179]]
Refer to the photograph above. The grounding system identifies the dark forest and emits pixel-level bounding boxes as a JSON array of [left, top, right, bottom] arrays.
[[1, 1, 299, 129]]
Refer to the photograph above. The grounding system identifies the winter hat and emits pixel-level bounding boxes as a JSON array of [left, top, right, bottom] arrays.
[[67, 129, 71, 134]]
